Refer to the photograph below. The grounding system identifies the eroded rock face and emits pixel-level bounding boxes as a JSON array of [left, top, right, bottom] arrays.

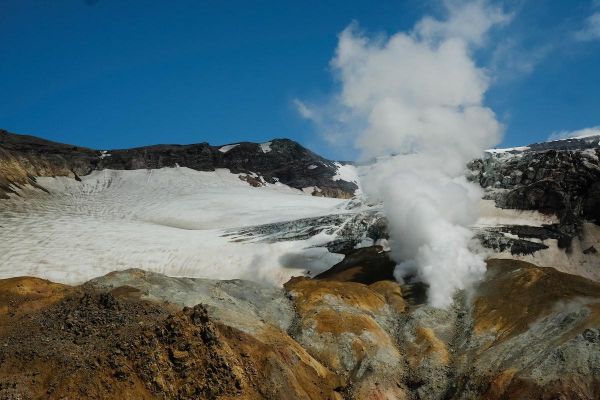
[[284, 277, 407, 398], [1, 253, 598, 399], [97, 139, 357, 197], [463, 140, 600, 281], [462, 260, 600, 399], [0, 130, 98, 198], [0, 129, 357, 199], [88, 269, 295, 335], [469, 143, 600, 244]]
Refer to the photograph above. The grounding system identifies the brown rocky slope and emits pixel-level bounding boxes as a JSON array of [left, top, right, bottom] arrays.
[[0, 250, 599, 399]]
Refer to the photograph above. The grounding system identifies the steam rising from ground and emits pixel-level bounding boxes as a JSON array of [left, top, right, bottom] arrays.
[[298, 1, 507, 307]]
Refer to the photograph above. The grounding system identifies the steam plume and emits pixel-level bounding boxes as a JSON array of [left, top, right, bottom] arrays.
[[299, 1, 507, 307]]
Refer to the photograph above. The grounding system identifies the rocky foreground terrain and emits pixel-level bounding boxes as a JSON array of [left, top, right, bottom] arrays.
[[1, 130, 600, 399], [0, 250, 598, 399]]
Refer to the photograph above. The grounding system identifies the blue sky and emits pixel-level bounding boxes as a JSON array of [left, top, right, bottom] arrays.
[[1, 0, 600, 159]]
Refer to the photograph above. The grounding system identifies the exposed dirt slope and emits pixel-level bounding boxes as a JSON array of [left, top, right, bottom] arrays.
[[0, 278, 341, 400]]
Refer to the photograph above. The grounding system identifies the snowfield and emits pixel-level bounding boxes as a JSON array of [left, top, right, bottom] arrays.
[[2, 162, 597, 287], [0, 167, 347, 285]]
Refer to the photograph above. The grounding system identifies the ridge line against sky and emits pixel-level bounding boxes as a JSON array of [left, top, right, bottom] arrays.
[[1, 0, 600, 160]]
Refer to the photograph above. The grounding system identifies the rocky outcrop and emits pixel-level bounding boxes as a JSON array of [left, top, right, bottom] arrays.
[[0, 130, 98, 198], [1, 251, 599, 399], [314, 245, 395, 283], [469, 138, 600, 249], [225, 207, 388, 256], [0, 279, 242, 399], [0, 129, 357, 199], [459, 259, 600, 399], [284, 276, 407, 398], [474, 223, 575, 256]]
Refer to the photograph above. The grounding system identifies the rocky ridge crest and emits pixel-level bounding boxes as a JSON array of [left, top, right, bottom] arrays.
[[0, 129, 357, 199]]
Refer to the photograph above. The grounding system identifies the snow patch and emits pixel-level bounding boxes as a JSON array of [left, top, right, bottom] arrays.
[[99, 151, 112, 159], [570, 133, 600, 140], [219, 144, 240, 153], [302, 186, 319, 195], [548, 126, 600, 141], [332, 162, 359, 184], [260, 142, 272, 153], [485, 146, 530, 155]]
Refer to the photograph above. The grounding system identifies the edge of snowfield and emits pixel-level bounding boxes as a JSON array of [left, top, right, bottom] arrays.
[[0, 167, 352, 285]]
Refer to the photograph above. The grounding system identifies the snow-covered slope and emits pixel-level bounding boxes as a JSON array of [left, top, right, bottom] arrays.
[[2, 130, 599, 286], [0, 167, 353, 285]]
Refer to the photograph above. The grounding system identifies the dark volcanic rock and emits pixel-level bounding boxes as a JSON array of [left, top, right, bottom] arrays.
[[469, 142, 600, 246], [0, 129, 357, 198], [476, 229, 550, 256], [528, 135, 600, 151], [472, 149, 600, 221], [315, 245, 396, 284], [224, 209, 388, 256], [475, 223, 577, 256]]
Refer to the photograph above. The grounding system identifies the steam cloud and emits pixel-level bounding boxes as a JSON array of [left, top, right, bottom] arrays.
[[299, 0, 507, 307]]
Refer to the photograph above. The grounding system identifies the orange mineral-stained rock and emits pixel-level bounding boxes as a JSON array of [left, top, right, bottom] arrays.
[[0, 276, 69, 322], [474, 259, 600, 342], [1, 258, 599, 399], [0, 274, 345, 400], [284, 276, 407, 398]]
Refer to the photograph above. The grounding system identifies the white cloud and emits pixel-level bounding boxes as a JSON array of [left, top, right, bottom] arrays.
[[490, 40, 553, 79], [293, 99, 317, 121], [415, 0, 512, 47], [548, 125, 600, 141], [300, 0, 506, 307], [575, 12, 600, 41]]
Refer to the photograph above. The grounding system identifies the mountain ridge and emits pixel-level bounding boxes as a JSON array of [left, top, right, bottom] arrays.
[[0, 129, 358, 199]]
